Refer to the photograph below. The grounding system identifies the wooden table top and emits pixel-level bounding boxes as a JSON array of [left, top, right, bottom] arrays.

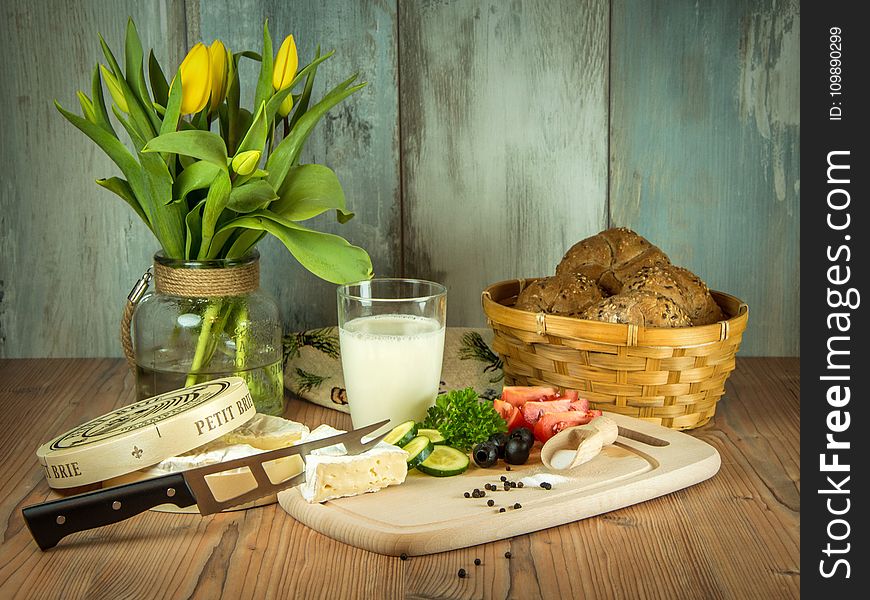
[[0, 358, 799, 599]]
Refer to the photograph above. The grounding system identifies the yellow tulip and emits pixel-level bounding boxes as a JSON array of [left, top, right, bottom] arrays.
[[232, 150, 261, 176], [179, 43, 211, 115], [278, 93, 294, 118], [100, 64, 129, 113], [272, 35, 298, 92], [208, 40, 231, 114]]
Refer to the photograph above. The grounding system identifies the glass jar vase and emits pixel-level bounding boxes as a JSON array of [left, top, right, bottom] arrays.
[[131, 251, 284, 415]]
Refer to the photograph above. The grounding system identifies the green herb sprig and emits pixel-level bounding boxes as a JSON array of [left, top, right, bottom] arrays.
[[421, 388, 507, 452]]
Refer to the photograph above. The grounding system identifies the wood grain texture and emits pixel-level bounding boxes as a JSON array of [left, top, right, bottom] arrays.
[[279, 413, 721, 556], [609, 0, 800, 356], [191, 0, 401, 332], [0, 1, 187, 358], [399, 0, 610, 327], [0, 357, 798, 599]]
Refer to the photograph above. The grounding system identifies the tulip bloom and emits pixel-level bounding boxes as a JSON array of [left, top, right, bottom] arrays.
[[100, 65, 129, 113], [232, 150, 262, 176], [272, 35, 298, 117], [208, 40, 231, 114], [179, 43, 211, 115]]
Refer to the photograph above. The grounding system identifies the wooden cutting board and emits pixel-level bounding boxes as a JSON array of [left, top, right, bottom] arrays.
[[278, 412, 720, 556]]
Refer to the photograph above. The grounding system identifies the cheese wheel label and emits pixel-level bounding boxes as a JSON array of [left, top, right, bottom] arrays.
[[36, 377, 256, 489]]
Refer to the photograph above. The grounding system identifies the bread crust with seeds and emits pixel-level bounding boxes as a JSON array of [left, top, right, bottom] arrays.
[[582, 289, 692, 328], [622, 264, 724, 325], [514, 273, 604, 317], [555, 227, 670, 294]]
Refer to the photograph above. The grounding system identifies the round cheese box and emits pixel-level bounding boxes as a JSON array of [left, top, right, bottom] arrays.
[[36, 377, 256, 490]]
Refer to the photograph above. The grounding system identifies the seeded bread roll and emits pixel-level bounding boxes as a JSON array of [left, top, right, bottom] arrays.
[[555, 227, 670, 294], [582, 289, 692, 328], [623, 265, 724, 325], [514, 273, 604, 317]]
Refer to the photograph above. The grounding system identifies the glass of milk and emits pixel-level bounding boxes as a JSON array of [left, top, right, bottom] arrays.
[[337, 279, 447, 433]]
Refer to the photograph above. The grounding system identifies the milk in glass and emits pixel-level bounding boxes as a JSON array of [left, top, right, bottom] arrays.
[[339, 314, 445, 429]]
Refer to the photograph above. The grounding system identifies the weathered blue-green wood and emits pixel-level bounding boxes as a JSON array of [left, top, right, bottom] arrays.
[[0, 1, 801, 358], [400, 0, 610, 328], [609, 0, 800, 356], [191, 0, 401, 332], [0, 0, 187, 358]]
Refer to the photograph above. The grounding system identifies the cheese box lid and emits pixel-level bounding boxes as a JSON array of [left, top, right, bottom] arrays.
[[36, 377, 256, 489]]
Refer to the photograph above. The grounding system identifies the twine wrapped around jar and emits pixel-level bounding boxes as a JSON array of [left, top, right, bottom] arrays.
[[121, 254, 260, 369]]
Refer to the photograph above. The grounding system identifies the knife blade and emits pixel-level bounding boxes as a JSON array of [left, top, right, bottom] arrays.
[[22, 419, 390, 550], [616, 426, 669, 447]]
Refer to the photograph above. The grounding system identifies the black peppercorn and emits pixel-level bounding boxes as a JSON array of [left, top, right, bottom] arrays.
[[500, 475, 507, 482], [499, 507, 506, 513], [474, 558, 482, 566], [505, 551, 512, 559], [517, 482, 524, 488], [487, 499, 494, 507], [400, 553, 408, 561], [513, 503, 522, 509], [458, 568, 466, 578], [464, 492, 470, 498]]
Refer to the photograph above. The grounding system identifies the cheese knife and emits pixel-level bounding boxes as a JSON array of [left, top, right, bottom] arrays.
[[22, 419, 390, 550]]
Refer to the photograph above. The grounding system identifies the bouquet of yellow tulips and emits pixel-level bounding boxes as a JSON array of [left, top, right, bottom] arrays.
[[57, 18, 373, 284], [57, 18, 374, 412]]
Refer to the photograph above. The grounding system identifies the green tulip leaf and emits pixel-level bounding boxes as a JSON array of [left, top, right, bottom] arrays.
[[199, 170, 233, 258], [98, 33, 157, 140], [266, 76, 367, 191], [289, 46, 323, 131], [148, 49, 170, 108], [173, 161, 222, 205], [219, 210, 372, 283], [253, 21, 274, 118], [113, 109, 186, 257], [161, 74, 183, 136], [227, 180, 278, 213], [235, 101, 268, 156], [124, 18, 160, 133], [235, 50, 262, 62], [96, 176, 150, 229], [185, 199, 205, 259], [143, 130, 229, 171], [90, 64, 116, 135], [272, 164, 353, 223]]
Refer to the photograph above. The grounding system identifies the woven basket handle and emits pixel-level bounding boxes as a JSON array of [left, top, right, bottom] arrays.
[[121, 267, 153, 371]]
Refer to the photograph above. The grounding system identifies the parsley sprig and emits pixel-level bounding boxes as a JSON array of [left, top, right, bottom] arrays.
[[421, 387, 507, 451]]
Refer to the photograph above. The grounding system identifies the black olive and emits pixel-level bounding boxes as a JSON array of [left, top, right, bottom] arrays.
[[510, 427, 535, 449], [488, 432, 510, 458], [473, 441, 499, 468], [504, 437, 531, 465]]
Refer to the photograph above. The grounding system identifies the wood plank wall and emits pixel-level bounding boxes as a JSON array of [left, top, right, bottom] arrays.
[[0, 0, 799, 358]]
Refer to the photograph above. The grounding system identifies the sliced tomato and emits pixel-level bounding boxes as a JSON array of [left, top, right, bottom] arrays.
[[521, 399, 591, 425], [493, 399, 528, 431], [533, 411, 599, 443], [555, 389, 580, 403], [501, 386, 558, 408]]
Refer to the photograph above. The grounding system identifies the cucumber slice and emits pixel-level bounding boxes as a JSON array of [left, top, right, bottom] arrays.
[[416, 445, 470, 477], [416, 428, 447, 445], [383, 420, 417, 447], [402, 436, 435, 469]]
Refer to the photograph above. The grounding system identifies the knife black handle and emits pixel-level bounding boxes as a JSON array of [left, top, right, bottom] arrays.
[[22, 473, 197, 550]]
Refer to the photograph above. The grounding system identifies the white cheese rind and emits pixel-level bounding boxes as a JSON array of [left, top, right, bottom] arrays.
[[293, 425, 408, 503]]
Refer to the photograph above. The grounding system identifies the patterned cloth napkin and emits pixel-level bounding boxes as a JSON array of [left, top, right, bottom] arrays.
[[282, 327, 505, 412]]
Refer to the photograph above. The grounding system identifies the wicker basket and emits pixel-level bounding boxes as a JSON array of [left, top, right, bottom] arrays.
[[481, 279, 749, 430]]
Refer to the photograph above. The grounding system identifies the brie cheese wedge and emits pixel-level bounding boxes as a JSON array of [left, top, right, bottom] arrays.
[[290, 425, 408, 503]]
